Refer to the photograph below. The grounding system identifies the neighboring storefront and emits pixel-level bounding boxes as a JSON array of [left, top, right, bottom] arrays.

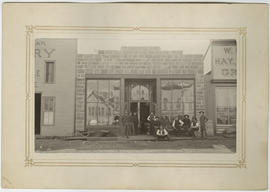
[[35, 39, 77, 136], [204, 40, 237, 135]]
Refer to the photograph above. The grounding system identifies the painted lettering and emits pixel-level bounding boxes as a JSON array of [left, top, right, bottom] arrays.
[[43, 49, 55, 58], [215, 58, 235, 65], [35, 48, 56, 58], [227, 57, 234, 64], [224, 47, 232, 54], [35, 40, 46, 47], [35, 49, 42, 58], [220, 68, 237, 77], [221, 58, 228, 65]]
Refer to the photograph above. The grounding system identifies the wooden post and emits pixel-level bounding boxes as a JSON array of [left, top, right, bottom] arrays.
[[120, 78, 125, 136], [156, 78, 161, 116]]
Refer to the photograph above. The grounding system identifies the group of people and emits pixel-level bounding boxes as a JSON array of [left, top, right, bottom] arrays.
[[147, 111, 208, 140], [118, 110, 208, 140], [172, 111, 208, 138], [121, 112, 139, 138]]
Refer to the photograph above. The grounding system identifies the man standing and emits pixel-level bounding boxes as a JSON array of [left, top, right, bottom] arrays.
[[127, 112, 135, 136], [132, 112, 138, 135], [199, 111, 208, 139], [122, 111, 130, 138], [147, 112, 156, 135]]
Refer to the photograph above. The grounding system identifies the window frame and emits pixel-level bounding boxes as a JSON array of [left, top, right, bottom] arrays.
[[41, 96, 56, 126], [44, 60, 56, 84], [215, 86, 237, 127], [160, 78, 196, 119], [85, 78, 121, 128]]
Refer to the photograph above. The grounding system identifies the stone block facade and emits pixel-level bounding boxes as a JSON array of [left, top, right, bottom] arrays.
[[75, 47, 205, 131]]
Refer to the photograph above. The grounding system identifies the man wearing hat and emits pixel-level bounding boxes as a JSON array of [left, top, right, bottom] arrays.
[[182, 114, 191, 132], [147, 112, 156, 135], [172, 115, 184, 130], [199, 111, 208, 139]]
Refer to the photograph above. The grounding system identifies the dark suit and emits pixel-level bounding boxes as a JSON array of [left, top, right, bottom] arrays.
[[199, 115, 208, 138]]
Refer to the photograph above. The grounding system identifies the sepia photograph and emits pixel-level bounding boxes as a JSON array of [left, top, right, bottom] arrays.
[[34, 37, 237, 153], [2, 2, 268, 190]]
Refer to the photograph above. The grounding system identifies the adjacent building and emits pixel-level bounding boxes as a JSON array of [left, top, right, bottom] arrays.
[[204, 40, 237, 134], [35, 39, 77, 136]]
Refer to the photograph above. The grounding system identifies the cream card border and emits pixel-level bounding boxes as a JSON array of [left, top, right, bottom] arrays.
[[24, 26, 246, 168]]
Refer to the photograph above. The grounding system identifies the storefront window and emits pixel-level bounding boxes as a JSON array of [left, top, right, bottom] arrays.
[[216, 87, 236, 126], [86, 79, 120, 127], [161, 79, 194, 121]]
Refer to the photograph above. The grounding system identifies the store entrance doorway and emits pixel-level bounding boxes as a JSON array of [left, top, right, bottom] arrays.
[[130, 102, 150, 134]]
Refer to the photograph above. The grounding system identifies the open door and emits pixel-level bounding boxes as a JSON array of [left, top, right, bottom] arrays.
[[35, 93, 41, 135], [140, 102, 150, 134]]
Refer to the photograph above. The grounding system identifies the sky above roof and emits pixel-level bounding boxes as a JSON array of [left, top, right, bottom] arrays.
[[77, 38, 210, 55], [77, 38, 212, 74]]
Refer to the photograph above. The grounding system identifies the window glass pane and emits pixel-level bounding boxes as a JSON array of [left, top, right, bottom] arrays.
[[183, 82, 194, 116], [110, 80, 120, 113], [49, 63, 54, 82], [43, 111, 54, 125], [162, 101, 172, 112], [229, 107, 237, 125], [87, 80, 98, 102], [86, 79, 120, 127], [86, 103, 98, 126], [43, 111, 49, 125], [44, 97, 49, 111], [97, 103, 108, 125], [141, 85, 149, 101], [216, 87, 236, 125], [171, 102, 183, 112], [48, 97, 54, 111], [161, 79, 194, 120], [171, 80, 181, 102], [48, 111, 54, 124], [161, 80, 172, 104], [162, 98, 169, 111], [43, 97, 55, 125], [98, 80, 109, 101], [45, 62, 55, 83], [131, 83, 140, 100], [45, 64, 49, 83]]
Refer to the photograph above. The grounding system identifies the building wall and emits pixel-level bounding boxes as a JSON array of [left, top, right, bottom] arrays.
[[75, 47, 205, 131], [203, 40, 237, 135], [35, 39, 77, 136], [204, 72, 216, 136]]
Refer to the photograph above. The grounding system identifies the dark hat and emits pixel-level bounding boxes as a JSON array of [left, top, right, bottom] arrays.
[[184, 114, 189, 118]]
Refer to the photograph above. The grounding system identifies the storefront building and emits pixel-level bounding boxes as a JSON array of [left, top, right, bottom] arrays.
[[75, 47, 206, 136], [204, 40, 237, 135]]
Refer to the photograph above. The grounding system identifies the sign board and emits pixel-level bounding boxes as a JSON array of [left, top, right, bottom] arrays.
[[212, 42, 237, 80]]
